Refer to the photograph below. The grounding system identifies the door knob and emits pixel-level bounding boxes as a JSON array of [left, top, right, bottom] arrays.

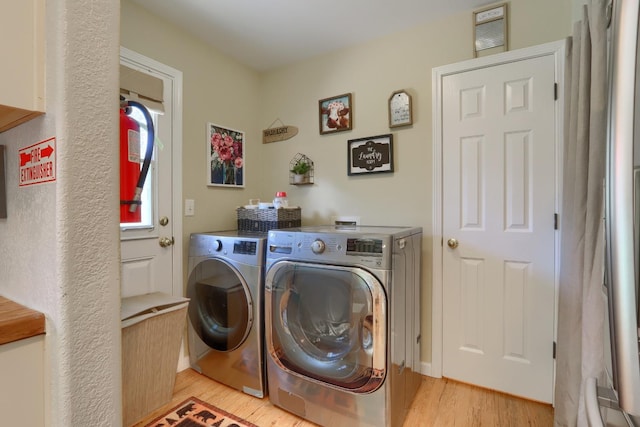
[[447, 238, 459, 249], [159, 237, 175, 247]]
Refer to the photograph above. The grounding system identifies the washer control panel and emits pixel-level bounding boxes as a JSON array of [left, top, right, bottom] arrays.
[[346, 238, 383, 255], [267, 230, 391, 269]]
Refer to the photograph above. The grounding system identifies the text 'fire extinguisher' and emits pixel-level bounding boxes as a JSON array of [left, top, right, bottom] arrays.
[[120, 96, 155, 224]]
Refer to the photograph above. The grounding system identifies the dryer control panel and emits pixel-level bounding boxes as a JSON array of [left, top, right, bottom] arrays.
[[189, 232, 266, 266], [233, 240, 257, 255]]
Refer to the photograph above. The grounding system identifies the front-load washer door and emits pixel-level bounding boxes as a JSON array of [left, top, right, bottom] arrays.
[[266, 261, 387, 393], [187, 258, 253, 352]]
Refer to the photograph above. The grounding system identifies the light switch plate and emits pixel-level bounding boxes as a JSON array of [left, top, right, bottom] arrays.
[[184, 199, 195, 216]]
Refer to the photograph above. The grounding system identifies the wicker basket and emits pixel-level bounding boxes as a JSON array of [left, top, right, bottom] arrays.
[[237, 207, 301, 232]]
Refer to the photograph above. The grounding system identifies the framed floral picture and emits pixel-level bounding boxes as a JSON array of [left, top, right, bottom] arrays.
[[207, 123, 244, 187]]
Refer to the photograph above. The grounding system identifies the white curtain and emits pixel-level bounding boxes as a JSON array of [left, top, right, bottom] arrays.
[[554, 1, 608, 426]]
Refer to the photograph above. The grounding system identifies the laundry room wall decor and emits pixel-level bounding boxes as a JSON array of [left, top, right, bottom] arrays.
[[262, 118, 298, 143], [207, 123, 245, 187], [319, 93, 352, 135], [347, 134, 394, 176]]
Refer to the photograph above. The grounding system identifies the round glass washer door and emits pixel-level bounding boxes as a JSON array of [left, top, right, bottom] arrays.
[[187, 258, 253, 352], [266, 261, 387, 393]]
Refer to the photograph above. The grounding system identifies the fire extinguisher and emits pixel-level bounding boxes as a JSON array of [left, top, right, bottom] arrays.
[[120, 96, 155, 223]]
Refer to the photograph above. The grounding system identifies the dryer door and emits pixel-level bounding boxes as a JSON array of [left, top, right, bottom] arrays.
[[187, 258, 253, 351], [266, 261, 387, 393]]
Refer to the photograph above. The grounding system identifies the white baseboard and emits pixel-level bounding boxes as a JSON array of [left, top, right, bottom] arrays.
[[421, 361, 433, 377], [176, 343, 190, 372], [177, 355, 190, 372]]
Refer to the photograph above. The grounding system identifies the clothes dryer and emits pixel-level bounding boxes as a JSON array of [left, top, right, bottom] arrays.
[[265, 225, 422, 426], [187, 231, 266, 398]]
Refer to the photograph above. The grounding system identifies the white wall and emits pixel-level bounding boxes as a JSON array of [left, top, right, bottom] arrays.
[[0, 0, 121, 425]]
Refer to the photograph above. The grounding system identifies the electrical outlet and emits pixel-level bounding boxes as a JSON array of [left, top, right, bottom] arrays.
[[185, 199, 195, 216]]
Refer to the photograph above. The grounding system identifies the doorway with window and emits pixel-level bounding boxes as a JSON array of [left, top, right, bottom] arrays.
[[119, 47, 183, 299]]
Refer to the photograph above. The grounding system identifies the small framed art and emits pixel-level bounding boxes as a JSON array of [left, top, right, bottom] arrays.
[[473, 3, 508, 57], [319, 93, 352, 135], [389, 90, 413, 128], [347, 134, 394, 176], [208, 123, 245, 187]]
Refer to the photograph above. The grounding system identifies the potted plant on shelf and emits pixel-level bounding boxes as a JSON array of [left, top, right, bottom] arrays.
[[290, 159, 311, 184]]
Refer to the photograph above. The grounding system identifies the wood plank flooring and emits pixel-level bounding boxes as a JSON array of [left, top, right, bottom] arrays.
[[131, 368, 554, 427]]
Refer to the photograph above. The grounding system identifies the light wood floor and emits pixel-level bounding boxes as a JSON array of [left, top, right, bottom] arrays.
[[131, 368, 554, 426]]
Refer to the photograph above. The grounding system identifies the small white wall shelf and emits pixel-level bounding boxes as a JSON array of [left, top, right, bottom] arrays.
[[289, 153, 314, 185]]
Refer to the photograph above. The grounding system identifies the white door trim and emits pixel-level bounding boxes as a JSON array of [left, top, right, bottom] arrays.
[[430, 40, 566, 387], [120, 47, 184, 299]]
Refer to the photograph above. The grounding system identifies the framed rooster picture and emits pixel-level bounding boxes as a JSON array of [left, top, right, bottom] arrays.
[[319, 93, 352, 135]]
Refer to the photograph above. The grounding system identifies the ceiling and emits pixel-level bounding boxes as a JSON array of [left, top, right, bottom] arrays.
[[130, 0, 494, 71]]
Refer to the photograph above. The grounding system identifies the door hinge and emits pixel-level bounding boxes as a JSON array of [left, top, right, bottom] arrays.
[[554, 83, 558, 100], [554, 213, 558, 230], [553, 341, 557, 359]]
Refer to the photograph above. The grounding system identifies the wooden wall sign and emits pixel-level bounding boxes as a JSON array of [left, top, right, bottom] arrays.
[[262, 125, 298, 143]]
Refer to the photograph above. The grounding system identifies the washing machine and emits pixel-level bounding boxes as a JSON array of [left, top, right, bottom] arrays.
[[265, 225, 422, 427], [187, 231, 266, 398]]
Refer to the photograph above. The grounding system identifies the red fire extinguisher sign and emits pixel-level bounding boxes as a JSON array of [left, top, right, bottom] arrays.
[[19, 137, 56, 187]]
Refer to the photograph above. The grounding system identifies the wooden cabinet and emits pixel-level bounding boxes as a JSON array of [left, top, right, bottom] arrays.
[[0, 335, 45, 426], [0, 297, 46, 427], [0, 0, 45, 132]]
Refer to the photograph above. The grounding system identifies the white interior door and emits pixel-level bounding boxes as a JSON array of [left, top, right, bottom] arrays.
[[120, 49, 182, 299], [441, 53, 557, 403]]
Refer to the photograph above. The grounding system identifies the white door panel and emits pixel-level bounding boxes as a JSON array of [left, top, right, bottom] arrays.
[[120, 51, 180, 299], [120, 238, 174, 297], [442, 54, 556, 403]]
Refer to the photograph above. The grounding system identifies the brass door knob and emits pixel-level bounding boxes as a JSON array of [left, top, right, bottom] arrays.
[[447, 238, 459, 249], [159, 237, 175, 247]]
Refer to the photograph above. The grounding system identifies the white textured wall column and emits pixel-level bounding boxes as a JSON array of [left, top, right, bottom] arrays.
[[49, 0, 121, 425]]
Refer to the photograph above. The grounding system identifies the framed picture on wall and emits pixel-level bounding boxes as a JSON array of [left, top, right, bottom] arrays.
[[207, 123, 245, 187], [388, 90, 413, 128], [319, 93, 352, 135], [347, 134, 394, 176]]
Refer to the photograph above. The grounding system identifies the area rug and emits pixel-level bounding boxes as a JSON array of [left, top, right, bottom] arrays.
[[144, 396, 259, 427]]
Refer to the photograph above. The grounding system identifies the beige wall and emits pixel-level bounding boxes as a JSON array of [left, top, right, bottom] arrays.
[[122, 0, 262, 233], [257, 0, 572, 367], [121, 0, 573, 368]]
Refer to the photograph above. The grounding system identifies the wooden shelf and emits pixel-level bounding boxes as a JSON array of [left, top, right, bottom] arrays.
[[289, 153, 314, 185]]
